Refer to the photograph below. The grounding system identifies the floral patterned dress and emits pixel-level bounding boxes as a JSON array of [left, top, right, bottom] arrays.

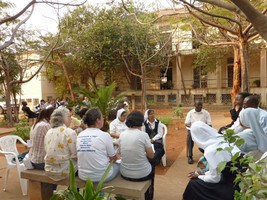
[[44, 125, 77, 181]]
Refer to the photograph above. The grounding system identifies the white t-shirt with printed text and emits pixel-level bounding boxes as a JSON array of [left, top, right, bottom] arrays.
[[77, 128, 116, 182]]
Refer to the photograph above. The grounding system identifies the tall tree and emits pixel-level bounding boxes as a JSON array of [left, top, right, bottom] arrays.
[[176, 0, 267, 41], [0, 0, 85, 124], [46, 3, 170, 111], [173, 0, 264, 101], [119, 2, 171, 110], [46, 5, 123, 95]]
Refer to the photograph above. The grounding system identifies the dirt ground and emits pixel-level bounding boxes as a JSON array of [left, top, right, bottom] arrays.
[[154, 109, 187, 175]]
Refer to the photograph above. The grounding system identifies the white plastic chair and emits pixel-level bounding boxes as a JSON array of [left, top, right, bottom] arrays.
[[0, 135, 28, 195], [161, 124, 168, 167]]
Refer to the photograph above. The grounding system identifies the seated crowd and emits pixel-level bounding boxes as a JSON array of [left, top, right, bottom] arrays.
[[27, 99, 165, 200], [26, 93, 267, 200], [183, 93, 267, 200]]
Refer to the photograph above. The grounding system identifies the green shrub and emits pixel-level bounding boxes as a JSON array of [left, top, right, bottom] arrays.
[[173, 104, 184, 119], [12, 119, 31, 141], [218, 129, 267, 199], [157, 116, 172, 126]]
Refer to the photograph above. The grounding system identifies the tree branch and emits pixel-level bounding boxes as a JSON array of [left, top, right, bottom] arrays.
[[121, 54, 142, 78], [183, 0, 240, 13], [190, 23, 237, 46], [0, 3, 35, 50], [179, 0, 242, 36], [0, 0, 87, 25], [9, 30, 61, 86]]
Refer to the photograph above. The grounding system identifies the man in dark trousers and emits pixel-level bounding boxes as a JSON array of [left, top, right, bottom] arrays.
[[185, 100, 212, 164], [21, 101, 38, 119]]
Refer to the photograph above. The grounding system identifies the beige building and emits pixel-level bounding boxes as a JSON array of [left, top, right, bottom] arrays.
[[19, 10, 267, 109], [114, 9, 266, 108], [19, 53, 58, 110]]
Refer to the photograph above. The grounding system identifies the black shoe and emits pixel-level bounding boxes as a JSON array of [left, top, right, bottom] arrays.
[[188, 157, 193, 164]]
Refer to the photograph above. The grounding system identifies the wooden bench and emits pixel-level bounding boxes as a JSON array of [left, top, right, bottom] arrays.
[[21, 169, 151, 200]]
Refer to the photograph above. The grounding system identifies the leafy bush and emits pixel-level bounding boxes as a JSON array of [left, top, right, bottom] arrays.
[[173, 104, 184, 119], [157, 116, 172, 126], [218, 129, 267, 199], [12, 119, 31, 141]]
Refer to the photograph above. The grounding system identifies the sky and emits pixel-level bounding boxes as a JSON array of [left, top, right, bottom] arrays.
[[7, 0, 175, 34]]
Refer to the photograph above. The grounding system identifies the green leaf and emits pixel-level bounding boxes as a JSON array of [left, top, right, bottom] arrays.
[[96, 162, 114, 192], [232, 152, 240, 162], [83, 178, 94, 199], [216, 147, 223, 151], [235, 138, 245, 147], [249, 163, 258, 172], [228, 137, 236, 143], [69, 160, 78, 193], [224, 146, 233, 152], [217, 161, 227, 173], [225, 129, 235, 135]]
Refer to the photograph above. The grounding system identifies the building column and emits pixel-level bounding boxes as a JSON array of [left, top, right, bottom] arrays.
[[260, 48, 267, 87], [260, 48, 267, 104], [215, 62, 222, 105]]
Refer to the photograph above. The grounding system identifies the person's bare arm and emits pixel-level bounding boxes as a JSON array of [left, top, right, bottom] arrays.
[[109, 153, 120, 162], [110, 133, 120, 139], [146, 147, 154, 159]]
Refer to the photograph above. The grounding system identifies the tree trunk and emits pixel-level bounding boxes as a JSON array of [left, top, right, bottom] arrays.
[[176, 54, 189, 102], [5, 60, 14, 125], [6, 84, 14, 125], [230, 46, 241, 103], [239, 38, 249, 92], [141, 64, 147, 112], [12, 90, 19, 122], [57, 54, 75, 103]]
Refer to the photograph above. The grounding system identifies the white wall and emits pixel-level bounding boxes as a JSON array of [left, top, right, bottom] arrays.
[[20, 70, 57, 110]]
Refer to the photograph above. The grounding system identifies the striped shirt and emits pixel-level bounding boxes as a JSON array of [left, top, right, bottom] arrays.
[[29, 120, 51, 164]]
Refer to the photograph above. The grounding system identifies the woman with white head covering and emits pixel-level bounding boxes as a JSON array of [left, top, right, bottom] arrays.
[[183, 121, 244, 200], [143, 109, 165, 166], [109, 108, 128, 138], [239, 107, 267, 153], [144, 109, 149, 121]]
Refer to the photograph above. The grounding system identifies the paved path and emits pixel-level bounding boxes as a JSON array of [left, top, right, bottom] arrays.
[[0, 127, 16, 135], [0, 110, 228, 200]]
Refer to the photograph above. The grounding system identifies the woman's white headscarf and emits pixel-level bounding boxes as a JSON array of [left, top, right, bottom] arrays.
[[144, 109, 151, 121], [239, 108, 267, 153], [116, 108, 126, 121], [191, 121, 240, 171]]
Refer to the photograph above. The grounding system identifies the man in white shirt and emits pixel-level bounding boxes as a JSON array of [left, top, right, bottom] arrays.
[[34, 99, 46, 113], [185, 100, 212, 164]]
